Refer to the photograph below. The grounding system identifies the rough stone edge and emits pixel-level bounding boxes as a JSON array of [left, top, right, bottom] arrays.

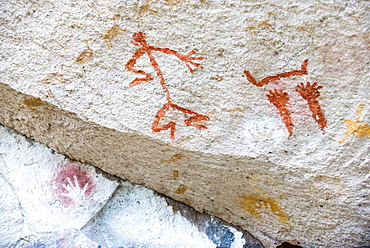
[[0, 82, 286, 247]]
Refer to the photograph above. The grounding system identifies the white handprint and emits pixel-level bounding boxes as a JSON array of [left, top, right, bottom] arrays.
[[60, 175, 90, 207]]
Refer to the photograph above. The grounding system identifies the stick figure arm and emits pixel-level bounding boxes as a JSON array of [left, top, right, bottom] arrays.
[[125, 48, 154, 87], [149, 46, 205, 74], [244, 59, 308, 87]]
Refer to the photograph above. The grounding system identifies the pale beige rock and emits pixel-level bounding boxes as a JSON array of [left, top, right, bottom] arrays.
[[1, 0, 369, 247], [1, 81, 369, 247]]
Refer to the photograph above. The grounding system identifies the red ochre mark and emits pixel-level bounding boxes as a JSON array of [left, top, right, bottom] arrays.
[[244, 59, 308, 87], [53, 163, 95, 207], [267, 89, 294, 137], [125, 31, 209, 139], [296, 82, 327, 133], [152, 102, 209, 140], [212, 75, 224, 81]]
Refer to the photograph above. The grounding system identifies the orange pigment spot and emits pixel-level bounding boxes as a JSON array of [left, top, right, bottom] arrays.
[[173, 184, 192, 194], [239, 195, 288, 224], [167, 170, 179, 180], [162, 154, 185, 163], [339, 104, 370, 143], [22, 97, 46, 111]]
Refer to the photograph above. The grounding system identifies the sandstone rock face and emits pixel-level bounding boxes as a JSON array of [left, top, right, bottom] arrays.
[[0, 0, 369, 247], [0, 125, 254, 248]]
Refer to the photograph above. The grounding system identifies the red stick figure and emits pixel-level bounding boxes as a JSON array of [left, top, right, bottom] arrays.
[[126, 32, 209, 139], [244, 59, 327, 137]]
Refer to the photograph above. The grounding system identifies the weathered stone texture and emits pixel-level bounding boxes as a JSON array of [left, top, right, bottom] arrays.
[[1, 0, 369, 247]]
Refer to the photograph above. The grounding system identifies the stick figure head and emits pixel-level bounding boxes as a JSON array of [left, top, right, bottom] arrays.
[[132, 32, 147, 46]]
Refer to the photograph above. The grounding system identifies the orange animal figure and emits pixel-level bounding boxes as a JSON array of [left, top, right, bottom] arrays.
[[244, 59, 327, 137], [126, 32, 209, 139]]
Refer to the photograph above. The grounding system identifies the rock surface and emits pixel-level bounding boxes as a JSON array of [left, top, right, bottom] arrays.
[[0, 0, 369, 247], [0, 125, 255, 248]]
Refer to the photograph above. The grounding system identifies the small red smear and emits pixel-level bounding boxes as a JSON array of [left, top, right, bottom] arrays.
[[53, 163, 95, 207], [126, 32, 208, 139], [267, 89, 294, 137], [244, 59, 308, 87], [212, 75, 224, 81], [296, 82, 327, 133]]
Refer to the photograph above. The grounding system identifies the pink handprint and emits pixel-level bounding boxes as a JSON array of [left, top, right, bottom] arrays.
[[53, 163, 95, 207]]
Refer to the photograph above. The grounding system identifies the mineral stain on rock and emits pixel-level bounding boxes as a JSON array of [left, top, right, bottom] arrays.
[[22, 97, 46, 111], [75, 40, 100, 66], [101, 16, 127, 49], [173, 184, 191, 194], [162, 153, 185, 163]]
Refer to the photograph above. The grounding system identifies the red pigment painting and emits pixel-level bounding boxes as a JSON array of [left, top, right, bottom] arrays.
[[53, 163, 95, 207], [296, 82, 327, 133], [267, 89, 294, 137], [126, 32, 209, 139], [244, 59, 327, 137], [244, 59, 308, 87]]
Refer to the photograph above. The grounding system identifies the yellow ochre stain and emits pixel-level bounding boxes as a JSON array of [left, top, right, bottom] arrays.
[[162, 153, 184, 163], [41, 73, 70, 84], [133, 0, 157, 27], [102, 15, 128, 49], [173, 184, 192, 194], [167, 170, 179, 180], [75, 40, 100, 66], [339, 104, 370, 143], [22, 98, 46, 111], [314, 175, 342, 184], [246, 13, 275, 36], [239, 195, 288, 224], [165, 0, 187, 6], [164, 0, 205, 7]]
